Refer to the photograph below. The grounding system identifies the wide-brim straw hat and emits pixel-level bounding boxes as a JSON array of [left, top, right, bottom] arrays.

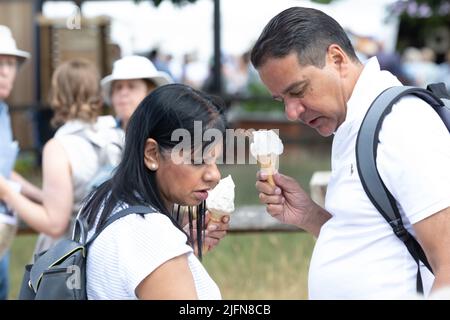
[[101, 55, 173, 105], [0, 25, 30, 63]]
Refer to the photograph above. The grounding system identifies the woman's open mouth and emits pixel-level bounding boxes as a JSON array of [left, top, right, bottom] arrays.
[[194, 190, 209, 201]]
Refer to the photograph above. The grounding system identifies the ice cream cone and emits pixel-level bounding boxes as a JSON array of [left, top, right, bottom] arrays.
[[206, 175, 235, 221], [202, 243, 210, 254], [208, 209, 225, 223], [257, 154, 277, 187], [250, 130, 283, 188]]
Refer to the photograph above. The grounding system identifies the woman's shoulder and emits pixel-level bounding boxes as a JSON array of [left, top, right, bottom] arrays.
[[99, 207, 186, 242], [91, 208, 192, 261], [114, 211, 182, 235]]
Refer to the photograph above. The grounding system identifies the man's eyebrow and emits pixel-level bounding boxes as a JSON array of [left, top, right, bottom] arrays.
[[282, 80, 308, 95]]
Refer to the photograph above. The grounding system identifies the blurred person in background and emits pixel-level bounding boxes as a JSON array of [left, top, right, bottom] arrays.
[[439, 49, 450, 91], [0, 25, 43, 299], [181, 52, 209, 90], [375, 41, 409, 85], [101, 55, 172, 131], [0, 59, 123, 257], [148, 48, 176, 81], [402, 47, 441, 87]]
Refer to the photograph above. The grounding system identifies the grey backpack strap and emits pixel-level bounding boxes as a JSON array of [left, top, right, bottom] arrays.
[[355, 85, 447, 293], [85, 205, 156, 247]]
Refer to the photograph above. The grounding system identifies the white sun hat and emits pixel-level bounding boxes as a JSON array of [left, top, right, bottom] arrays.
[[0, 25, 30, 63], [101, 55, 173, 104]]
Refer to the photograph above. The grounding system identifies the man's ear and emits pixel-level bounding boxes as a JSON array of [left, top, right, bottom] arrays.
[[326, 44, 352, 77], [144, 138, 159, 171], [326, 44, 348, 67]]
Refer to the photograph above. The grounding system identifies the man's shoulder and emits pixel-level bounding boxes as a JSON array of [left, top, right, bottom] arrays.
[[374, 92, 450, 162], [386, 94, 445, 131]]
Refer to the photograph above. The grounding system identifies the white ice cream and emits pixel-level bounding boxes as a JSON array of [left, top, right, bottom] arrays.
[[250, 130, 284, 158], [206, 175, 235, 218]]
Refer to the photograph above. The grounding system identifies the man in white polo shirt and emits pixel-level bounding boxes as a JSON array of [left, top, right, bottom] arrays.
[[251, 7, 450, 299]]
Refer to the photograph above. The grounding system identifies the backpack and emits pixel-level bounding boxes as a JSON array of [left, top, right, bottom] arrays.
[[74, 129, 123, 192], [355, 82, 450, 294], [18, 205, 155, 300]]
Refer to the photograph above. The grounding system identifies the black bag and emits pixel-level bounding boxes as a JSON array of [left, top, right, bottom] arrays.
[[356, 82, 450, 294], [18, 205, 155, 300]]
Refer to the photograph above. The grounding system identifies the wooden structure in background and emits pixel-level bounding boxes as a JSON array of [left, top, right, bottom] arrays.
[[37, 15, 112, 105], [1, 0, 113, 153]]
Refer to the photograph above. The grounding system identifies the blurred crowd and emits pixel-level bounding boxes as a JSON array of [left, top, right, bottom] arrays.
[[347, 31, 450, 89], [146, 48, 262, 97], [144, 33, 450, 96]]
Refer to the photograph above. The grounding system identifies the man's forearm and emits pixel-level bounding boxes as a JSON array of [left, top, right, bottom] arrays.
[[431, 266, 450, 294], [300, 204, 332, 238]]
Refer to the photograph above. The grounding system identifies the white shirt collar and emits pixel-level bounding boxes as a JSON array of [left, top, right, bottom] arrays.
[[336, 57, 401, 135]]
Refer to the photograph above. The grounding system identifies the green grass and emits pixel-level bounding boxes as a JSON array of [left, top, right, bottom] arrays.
[[203, 232, 316, 299], [7, 144, 330, 299], [8, 234, 37, 299]]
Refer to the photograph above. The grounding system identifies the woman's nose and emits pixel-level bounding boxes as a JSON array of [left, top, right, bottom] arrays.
[[204, 163, 221, 185]]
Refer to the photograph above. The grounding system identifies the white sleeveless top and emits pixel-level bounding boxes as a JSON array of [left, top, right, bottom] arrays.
[[86, 208, 222, 300], [54, 115, 124, 213], [33, 116, 124, 255]]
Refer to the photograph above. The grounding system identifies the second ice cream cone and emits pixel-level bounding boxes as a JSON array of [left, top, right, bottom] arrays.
[[209, 210, 224, 223]]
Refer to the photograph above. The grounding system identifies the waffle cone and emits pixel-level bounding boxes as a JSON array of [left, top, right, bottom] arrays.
[[209, 209, 225, 222], [257, 155, 276, 186]]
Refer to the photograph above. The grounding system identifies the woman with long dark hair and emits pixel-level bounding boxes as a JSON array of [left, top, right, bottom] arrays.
[[81, 84, 227, 299]]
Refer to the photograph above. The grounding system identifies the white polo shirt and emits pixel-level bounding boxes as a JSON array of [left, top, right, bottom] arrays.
[[308, 57, 450, 299]]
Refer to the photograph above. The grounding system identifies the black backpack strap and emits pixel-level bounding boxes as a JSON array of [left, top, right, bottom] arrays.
[[85, 205, 156, 246], [426, 83, 450, 132], [355, 85, 446, 293]]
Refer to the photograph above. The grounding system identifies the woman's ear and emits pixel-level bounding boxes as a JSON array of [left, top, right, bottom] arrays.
[[144, 138, 159, 171]]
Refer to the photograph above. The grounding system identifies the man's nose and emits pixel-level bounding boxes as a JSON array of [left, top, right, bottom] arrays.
[[284, 98, 304, 121]]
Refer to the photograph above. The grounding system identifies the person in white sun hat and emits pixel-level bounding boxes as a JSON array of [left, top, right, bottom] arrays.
[[0, 25, 42, 300], [101, 55, 173, 130]]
